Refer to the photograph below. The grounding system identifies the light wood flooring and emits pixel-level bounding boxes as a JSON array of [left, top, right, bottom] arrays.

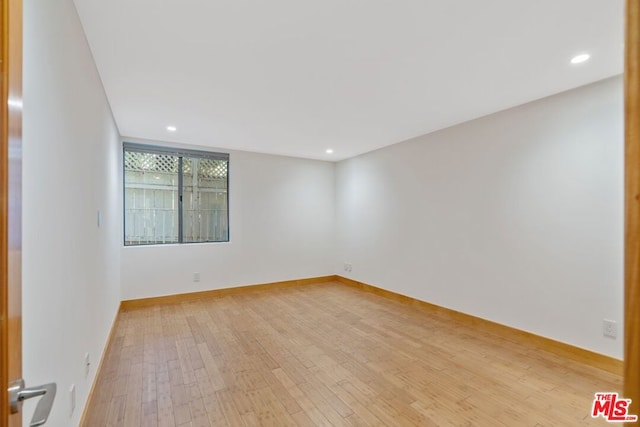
[[82, 281, 622, 426]]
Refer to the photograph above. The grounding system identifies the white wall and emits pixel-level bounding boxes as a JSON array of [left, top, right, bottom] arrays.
[[22, 0, 122, 425], [336, 76, 624, 359], [121, 144, 335, 300]]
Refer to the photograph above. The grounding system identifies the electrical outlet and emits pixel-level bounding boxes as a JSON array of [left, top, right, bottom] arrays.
[[84, 353, 91, 378], [69, 384, 76, 417], [193, 272, 200, 282], [603, 319, 617, 338]]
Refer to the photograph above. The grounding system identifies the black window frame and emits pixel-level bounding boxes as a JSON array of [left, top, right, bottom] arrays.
[[123, 142, 230, 246]]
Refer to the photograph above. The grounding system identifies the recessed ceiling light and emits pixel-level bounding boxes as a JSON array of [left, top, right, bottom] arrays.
[[570, 53, 590, 65], [326, 149, 334, 154], [166, 125, 177, 132]]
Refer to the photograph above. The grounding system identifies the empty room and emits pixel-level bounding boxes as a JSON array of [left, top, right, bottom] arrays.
[[2, 0, 640, 426]]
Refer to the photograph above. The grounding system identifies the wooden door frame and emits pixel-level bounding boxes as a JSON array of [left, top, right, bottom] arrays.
[[1, 0, 7, 419], [0, 2, 7, 413], [625, 0, 640, 417], [1, 0, 22, 425], [0, 7, 7, 412]]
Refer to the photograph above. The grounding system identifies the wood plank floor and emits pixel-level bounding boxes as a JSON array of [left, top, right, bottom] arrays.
[[82, 281, 622, 426]]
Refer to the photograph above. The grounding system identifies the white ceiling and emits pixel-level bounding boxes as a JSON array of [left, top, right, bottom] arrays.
[[73, 0, 624, 161]]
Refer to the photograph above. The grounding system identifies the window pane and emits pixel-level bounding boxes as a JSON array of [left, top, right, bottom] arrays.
[[124, 151, 179, 245], [182, 156, 229, 242]]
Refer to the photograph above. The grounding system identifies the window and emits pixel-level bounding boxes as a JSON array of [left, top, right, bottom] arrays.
[[123, 143, 229, 245]]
